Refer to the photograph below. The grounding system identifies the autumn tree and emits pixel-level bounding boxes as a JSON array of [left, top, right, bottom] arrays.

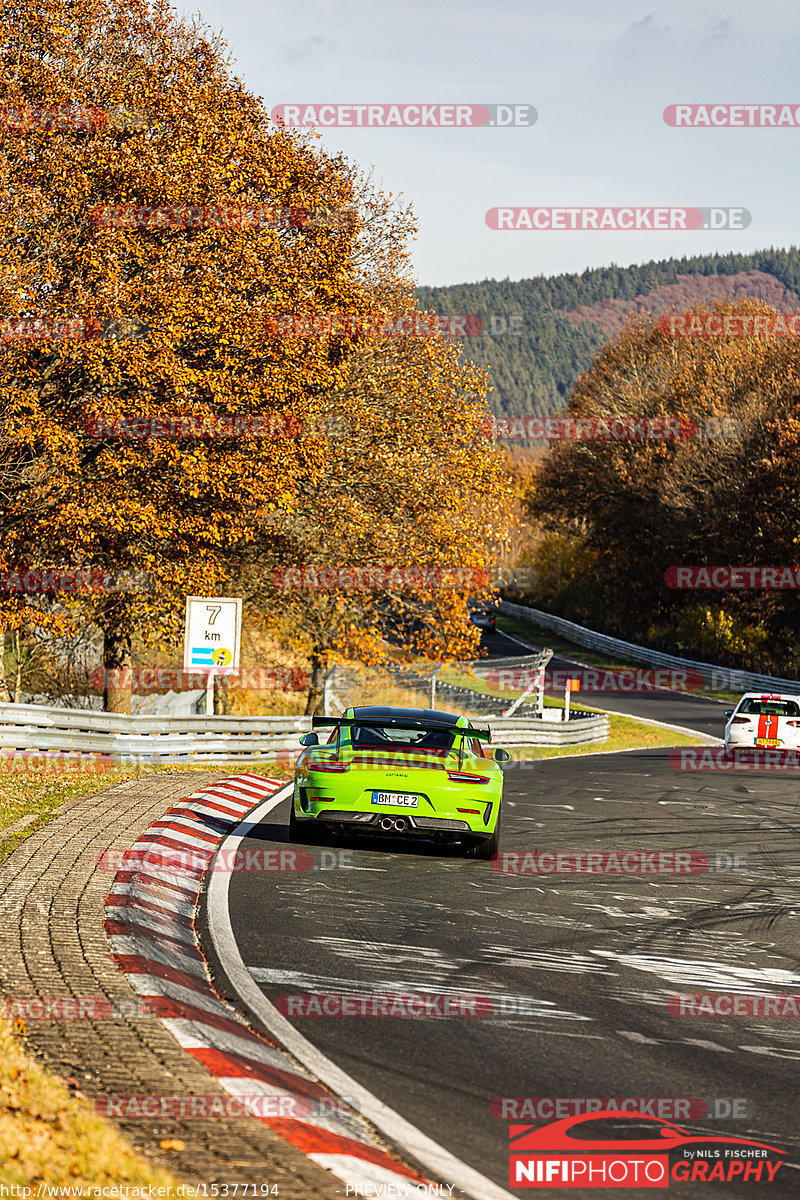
[[238, 320, 512, 714], [526, 300, 800, 667], [0, 0, 387, 710]]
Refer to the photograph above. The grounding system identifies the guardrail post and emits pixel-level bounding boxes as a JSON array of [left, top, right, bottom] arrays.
[[323, 666, 342, 716], [502, 648, 553, 717], [564, 678, 582, 720], [430, 665, 442, 708]]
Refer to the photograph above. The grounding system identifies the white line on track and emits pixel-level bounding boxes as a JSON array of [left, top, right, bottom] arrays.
[[206, 783, 517, 1200]]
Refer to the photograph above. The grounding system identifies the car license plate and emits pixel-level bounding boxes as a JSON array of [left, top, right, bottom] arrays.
[[755, 738, 780, 747], [371, 791, 419, 807]]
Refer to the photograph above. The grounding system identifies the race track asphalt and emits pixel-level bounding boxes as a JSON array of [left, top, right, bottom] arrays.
[[206, 636, 800, 1197]]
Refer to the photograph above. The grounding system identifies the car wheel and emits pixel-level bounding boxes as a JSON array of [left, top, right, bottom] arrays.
[[289, 791, 329, 844], [305, 820, 331, 845], [288, 800, 301, 842], [466, 808, 501, 860]]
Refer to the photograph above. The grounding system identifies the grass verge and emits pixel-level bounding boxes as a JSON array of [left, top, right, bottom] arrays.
[[0, 1020, 181, 1188], [501, 709, 707, 762], [0, 760, 300, 1190]]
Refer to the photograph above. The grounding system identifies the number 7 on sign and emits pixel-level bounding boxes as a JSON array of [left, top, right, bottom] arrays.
[[206, 605, 221, 625]]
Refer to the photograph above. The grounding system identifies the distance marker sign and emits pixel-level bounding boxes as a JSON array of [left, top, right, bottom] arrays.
[[183, 597, 242, 674]]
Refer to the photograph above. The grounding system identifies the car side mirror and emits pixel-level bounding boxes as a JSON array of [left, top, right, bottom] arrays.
[[723, 711, 733, 718], [299, 732, 319, 747], [493, 748, 511, 762]]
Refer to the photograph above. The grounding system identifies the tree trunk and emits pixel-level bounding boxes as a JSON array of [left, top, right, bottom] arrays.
[[0, 627, 10, 703], [214, 674, 231, 715], [102, 606, 132, 714], [13, 629, 22, 702], [303, 651, 326, 716]]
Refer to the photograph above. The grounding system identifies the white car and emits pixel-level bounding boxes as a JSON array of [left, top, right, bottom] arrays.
[[724, 692, 800, 753]]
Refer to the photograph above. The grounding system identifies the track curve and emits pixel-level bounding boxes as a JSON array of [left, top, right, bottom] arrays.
[[205, 744, 800, 1198]]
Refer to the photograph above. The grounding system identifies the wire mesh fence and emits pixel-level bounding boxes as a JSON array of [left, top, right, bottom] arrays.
[[323, 650, 599, 724]]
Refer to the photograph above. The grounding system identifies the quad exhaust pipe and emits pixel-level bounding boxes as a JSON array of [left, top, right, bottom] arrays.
[[379, 817, 407, 832]]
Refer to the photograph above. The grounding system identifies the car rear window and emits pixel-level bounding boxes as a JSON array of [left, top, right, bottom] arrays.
[[350, 725, 456, 753], [738, 698, 800, 717]]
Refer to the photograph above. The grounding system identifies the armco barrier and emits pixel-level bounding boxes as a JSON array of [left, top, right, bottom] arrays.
[[0, 704, 309, 762], [500, 601, 800, 695], [0, 701, 609, 758], [487, 714, 609, 746]]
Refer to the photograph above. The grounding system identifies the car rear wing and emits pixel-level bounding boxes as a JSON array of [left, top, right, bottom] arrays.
[[311, 716, 492, 742]]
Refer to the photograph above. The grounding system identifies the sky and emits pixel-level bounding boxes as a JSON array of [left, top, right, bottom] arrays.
[[182, 0, 800, 287]]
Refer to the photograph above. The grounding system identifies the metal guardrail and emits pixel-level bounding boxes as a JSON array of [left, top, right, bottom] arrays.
[[500, 601, 800, 695], [0, 701, 609, 758], [0, 704, 310, 762], [488, 714, 609, 746]]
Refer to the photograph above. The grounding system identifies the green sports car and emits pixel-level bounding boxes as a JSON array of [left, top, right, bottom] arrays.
[[289, 705, 508, 859]]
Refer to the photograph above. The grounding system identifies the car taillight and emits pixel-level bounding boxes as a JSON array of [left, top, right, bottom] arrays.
[[457, 808, 481, 814], [786, 721, 800, 727], [309, 762, 350, 773], [447, 771, 490, 783], [730, 716, 750, 725]]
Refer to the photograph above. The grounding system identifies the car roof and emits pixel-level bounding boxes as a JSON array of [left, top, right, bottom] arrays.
[[738, 692, 800, 702], [348, 706, 467, 727]]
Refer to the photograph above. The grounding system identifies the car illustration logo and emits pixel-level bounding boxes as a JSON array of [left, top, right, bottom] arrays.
[[509, 1111, 785, 1188]]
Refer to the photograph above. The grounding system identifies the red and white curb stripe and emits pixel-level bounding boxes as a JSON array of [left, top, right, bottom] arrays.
[[104, 773, 427, 1194]]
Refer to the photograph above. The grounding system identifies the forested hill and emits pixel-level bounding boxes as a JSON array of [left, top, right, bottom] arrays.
[[416, 248, 800, 421]]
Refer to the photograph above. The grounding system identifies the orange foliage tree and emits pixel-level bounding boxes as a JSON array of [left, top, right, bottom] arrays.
[[239, 304, 512, 713], [527, 299, 800, 664], [0, 0, 400, 709]]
